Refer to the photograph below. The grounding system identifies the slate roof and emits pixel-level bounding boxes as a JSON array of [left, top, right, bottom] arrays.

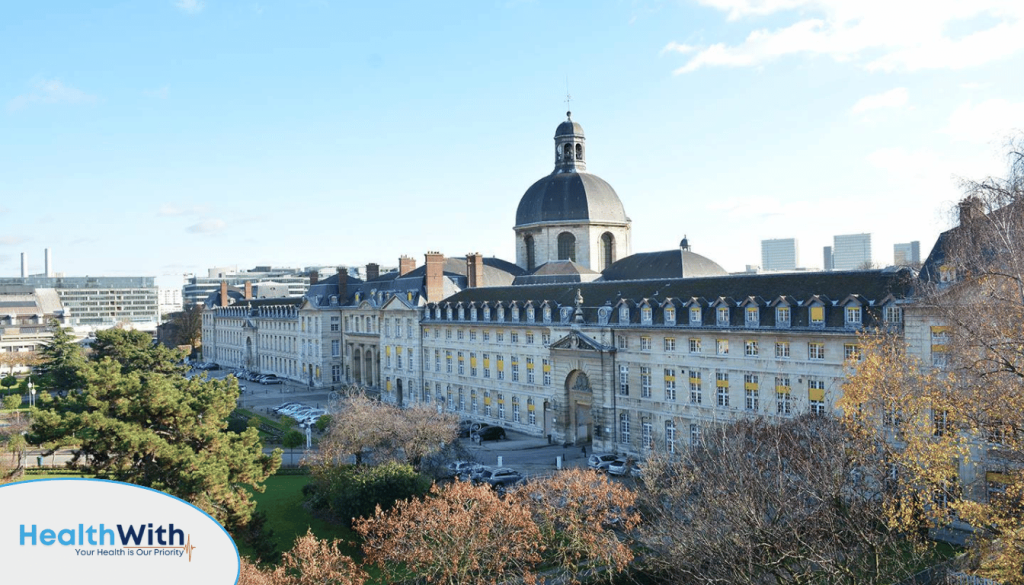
[[515, 172, 628, 227], [513, 260, 601, 286], [601, 249, 728, 281]]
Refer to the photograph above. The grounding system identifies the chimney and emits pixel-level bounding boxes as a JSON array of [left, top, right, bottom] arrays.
[[244, 281, 253, 300], [45, 248, 52, 277], [959, 196, 984, 226], [366, 263, 380, 282], [220, 281, 229, 307], [309, 270, 319, 286], [466, 253, 484, 288], [337, 267, 348, 302], [21, 253, 26, 278], [425, 252, 445, 303], [399, 255, 417, 276]]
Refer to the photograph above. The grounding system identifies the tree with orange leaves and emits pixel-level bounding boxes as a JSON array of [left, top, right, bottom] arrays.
[[238, 529, 366, 585]]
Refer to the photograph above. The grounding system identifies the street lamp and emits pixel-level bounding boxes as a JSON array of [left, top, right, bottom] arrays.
[[27, 380, 35, 408]]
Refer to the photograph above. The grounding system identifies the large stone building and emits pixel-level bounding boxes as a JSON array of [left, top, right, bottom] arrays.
[[0, 286, 71, 374], [0, 276, 159, 333]]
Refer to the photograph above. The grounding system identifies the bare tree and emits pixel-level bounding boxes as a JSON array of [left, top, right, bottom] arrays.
[[637, 415, 934, 585]]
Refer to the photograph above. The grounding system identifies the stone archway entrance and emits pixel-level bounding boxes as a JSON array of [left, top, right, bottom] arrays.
[[565, 370, 594, 444]]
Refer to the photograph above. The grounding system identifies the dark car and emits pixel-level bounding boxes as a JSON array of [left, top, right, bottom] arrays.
[[471, 426, 506, 442], [479, 467, 523, 491]]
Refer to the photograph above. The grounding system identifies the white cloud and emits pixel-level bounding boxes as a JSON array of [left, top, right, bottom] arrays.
[[174, 0, 204, 14], [661, 41, 698, 55], [186, 219, 226, 234], [850, 88, 908, 114], [672, 1, 1024, 74], [942, 99, 1024, 144], [7, 78, 98, 111]]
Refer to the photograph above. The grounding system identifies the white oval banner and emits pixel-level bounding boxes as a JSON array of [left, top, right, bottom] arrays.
[[0, 479, 240, 584]]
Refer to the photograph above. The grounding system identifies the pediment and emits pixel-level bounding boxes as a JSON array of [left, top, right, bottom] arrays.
[[549, 330, 614, 353]]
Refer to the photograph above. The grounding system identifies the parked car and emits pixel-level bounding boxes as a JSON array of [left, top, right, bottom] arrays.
[[261, 375, 283, 385], [296, 409, 327, 425], [629, 461, 644, 479], [458, 420, 476, 438], [469, 466, 494, 483], [444, 460, 485, 480], [471, 426, 506, 442], [607, 458, 633, 476], [272, 402, 301, 414], [587, 453, 619, 472], [478, 467, 524, 490]]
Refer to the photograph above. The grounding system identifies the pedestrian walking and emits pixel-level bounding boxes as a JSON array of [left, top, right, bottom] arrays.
[[581, 445, 587, 458]]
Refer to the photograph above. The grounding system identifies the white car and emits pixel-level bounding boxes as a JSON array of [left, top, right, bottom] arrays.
[[587, 453, 618, 472]]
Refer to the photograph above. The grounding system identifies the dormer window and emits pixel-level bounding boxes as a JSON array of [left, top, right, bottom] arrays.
[[511, 306, 520, 321], [845, 306, 862, 328], [745, 307, 759, 327], [884, 305, 902, 324], [776, 306, 791, 327], [619, 306, 629, 323], [810, 305, 825, 327], [434, 307, 441, 320], [497, 306, 505, 322], [664, 307, 676, 325], [689, 306, 701, 326], [543, 306, 552, 323], [641, 306, 653, 325], [716, 306, 730, 326], [446, 307, 453, 320], [484, 306, 491, 320], [458, 307, 465, 320], [526, 306, 535, 321], [471, 307, 477, 321]]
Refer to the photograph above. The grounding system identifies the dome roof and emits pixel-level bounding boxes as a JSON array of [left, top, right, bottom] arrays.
[[600, 249, 728, 281], [555, 119, 584, 137], [515, 172, 628, 226]]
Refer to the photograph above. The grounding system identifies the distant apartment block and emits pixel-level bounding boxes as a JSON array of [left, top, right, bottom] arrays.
[[823, 246, 833, 271], [183, 267, 312, 306], [0, 276, 159, 331], [760, 238, 799, 271], [893, 241, 921, 266], [832, 233, 872, 270]]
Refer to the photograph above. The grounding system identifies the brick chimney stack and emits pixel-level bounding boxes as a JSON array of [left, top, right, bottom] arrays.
[[466, 253, 484, 288], [244, 281, 253, 300], [309, 270, 319, 286], [220, 281, 229, 307], [399, 255, 417, 276], [959, 196, 984, 226], [337, 267, 348, 302], [425, 252, 445, 303], [366, 263, 380, 282]]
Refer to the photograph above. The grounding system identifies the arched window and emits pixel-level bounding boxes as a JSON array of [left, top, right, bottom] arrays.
[[563, 143, 572, 160], [575, 143, 583, 160], [601, 232, 614, 270], [524, 235, 536, 271], [557, 232, 576, 262]]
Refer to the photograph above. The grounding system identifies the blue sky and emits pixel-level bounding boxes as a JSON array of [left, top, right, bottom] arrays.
[[3, 0, 1024, 290]]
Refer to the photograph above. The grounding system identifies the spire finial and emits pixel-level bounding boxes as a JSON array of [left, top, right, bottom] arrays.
[[565, 76, 572, 119]]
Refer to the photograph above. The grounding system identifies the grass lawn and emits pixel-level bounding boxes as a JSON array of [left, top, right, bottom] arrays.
[[239, 474, 360, 560]]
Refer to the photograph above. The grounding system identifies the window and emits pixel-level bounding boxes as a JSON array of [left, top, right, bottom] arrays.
[[617, 335, 628, 349], [557, 232, 576, 262], [511, 307, 520, 321], [716, 372, 729, 407], [664, 368, 677, 401], [844, 344, 861, 361], [716, 339, 729, 355], [484, 391, 491, 417], [497, 393, 505, 420], [484, 306, 491, 321], [620, 413, 630, 444], [690, 423, 701, 446], [776, 306, 790, 327], [483, 330, 490, 341], [640, 336, 652, 351], [407, 348, 413, 371], [809, 380, 826, 414], [331, 364, 341, 383], [458, 329, 464, 341], [666, 421, 677, 454], [619, 306, 629, 323], [482, 353, 491, 378], [513, 399, 521, 423], [459, 388, 465, 411], [435, 350, 441, 372], [386, 347, 392, 368], [641, 306, 653, 324], [689, 338, 702, 353], [470, 352, 478, 376], [497, 354, 505, 380], [526, 332, 534, 344], [497, 332, 505, 343], [775, 341, 790, 358], [641, 367, 652, 398], [745, 307, 759, 326], [885, 305, 903, 324], [470, 330, 477, 341], [471, 391, 478, 413], [542, 333, 550, 345], [511, 356, 519, 382], [434, 328, 439, 339], [471, 307, 477, 321], [331, 340, 340, 357], [447, 387, 453, 410], [543, 306, 551, 323], [543, 359, 552, 385], [809, 342, 825, 361], [527, 306, 535, 322], [664, 337, 676, 352], [810, 305, 825, 326], [457, 351, 464, 375], [642, 421, 653, 450], [744, 374, 759, 411], [689, 371, 702, 404], [619, 365, 629, 396], [510, 332, 519, 344], [396, 350, 403, 370], [445, 351, 453, 373], [446, 328, 452, 340], [527, 357, 535, 384], [933, 409, 950, 437], [775, 376, 791, 415], [665, 307, 676, 325], [716, 306, 730, 326], [689, 306, 702, 325], [528, 398, 536, 425], [330, 316, 340, 332], [845, 306, 862, 327], [744, 340, 758, 356]]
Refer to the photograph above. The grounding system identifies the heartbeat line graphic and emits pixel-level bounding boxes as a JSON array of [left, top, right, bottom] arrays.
[[123, 534, 198, 562]]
